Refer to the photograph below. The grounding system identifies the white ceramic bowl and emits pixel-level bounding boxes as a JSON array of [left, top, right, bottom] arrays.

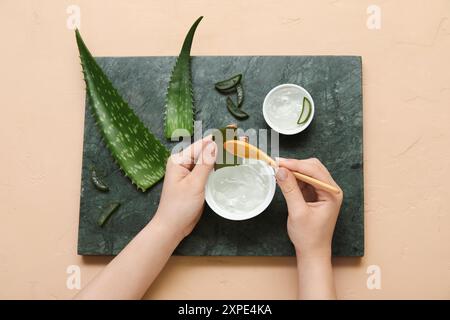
[[262, 83, 315, 135], [205, 160, 276, 221]]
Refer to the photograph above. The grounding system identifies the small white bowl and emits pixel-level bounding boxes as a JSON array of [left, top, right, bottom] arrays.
[[205, 160, 276, 221], [263, 84, 315, 135]]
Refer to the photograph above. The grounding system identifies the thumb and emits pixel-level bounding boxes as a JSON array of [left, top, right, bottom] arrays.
[[190, 141, 217, 187], [276, 167, 307, 212]]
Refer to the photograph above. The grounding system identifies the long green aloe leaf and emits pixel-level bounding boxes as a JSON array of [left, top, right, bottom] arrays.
[[76, 29, 169, 192], [164, 16, 203, 139]]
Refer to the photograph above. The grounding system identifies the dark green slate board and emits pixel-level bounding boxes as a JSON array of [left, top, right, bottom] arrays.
[[78, 56, 364, 256]]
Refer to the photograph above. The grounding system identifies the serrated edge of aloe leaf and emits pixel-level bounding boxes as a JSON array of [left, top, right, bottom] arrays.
[[164, 16, 203, 139], [75, 29, 169, 192]]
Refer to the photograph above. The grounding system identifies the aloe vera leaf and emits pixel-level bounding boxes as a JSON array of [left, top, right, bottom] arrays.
[[164, 16, 203, 139], [76, 30, 169, 192]]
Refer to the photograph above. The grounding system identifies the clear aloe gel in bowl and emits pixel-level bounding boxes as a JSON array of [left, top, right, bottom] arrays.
[[263, 83, 315, 135], [205, 159, 276, 221]]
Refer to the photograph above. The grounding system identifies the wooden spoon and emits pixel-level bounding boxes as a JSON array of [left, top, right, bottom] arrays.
[[224, 140, 341, 194]]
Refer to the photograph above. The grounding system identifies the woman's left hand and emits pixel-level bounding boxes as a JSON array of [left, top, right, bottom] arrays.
[[153, 136, 217, 240]]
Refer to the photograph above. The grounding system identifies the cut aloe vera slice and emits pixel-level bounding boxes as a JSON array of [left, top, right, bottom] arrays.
[[90, 167, 109, 192], [213, 124, 240, 170], [97, 202, 120, 227], [226, 97, 249, 120], [215, 74, 242, 93], [297, 97, 312, 124], [236, 84, 244, 108]]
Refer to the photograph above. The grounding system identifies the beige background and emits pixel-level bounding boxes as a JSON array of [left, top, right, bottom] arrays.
[[1, 0, 449, 299]]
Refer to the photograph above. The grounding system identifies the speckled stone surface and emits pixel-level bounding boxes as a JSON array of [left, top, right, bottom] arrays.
[[78, 56, 364, 256]]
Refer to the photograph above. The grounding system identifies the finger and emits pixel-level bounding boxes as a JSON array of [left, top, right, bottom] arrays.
[[189, 140, 217, 187], [275, 167, 308, 214], [277, 157, 342, 200], [277, 158, 334, 184], [169, 135, 213, 171]]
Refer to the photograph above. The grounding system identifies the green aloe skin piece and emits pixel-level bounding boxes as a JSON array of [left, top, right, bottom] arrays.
[[226, 97, 249, 119], [76, 29, 169, 192], [90, 166, 109, 192], [214, 74, 242, 93], [164, 16, 203, 139], [97, 202, 121, 227], [213, 125, 240, 170]]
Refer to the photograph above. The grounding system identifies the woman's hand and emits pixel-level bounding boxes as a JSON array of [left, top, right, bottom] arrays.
[[74, 137, 217, 300], [275, 158, 343, 259], [153, 136, 217, 241], [276, 157, 342, 299]]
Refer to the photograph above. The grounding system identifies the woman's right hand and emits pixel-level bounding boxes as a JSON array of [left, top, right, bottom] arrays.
[[275, 158, 343, 259]]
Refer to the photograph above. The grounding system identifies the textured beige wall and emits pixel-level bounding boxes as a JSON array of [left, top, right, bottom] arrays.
[[0, 0, 449, 299]]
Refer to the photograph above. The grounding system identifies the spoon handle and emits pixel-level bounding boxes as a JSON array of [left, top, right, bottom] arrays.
[[291, 171, 341, 194]]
